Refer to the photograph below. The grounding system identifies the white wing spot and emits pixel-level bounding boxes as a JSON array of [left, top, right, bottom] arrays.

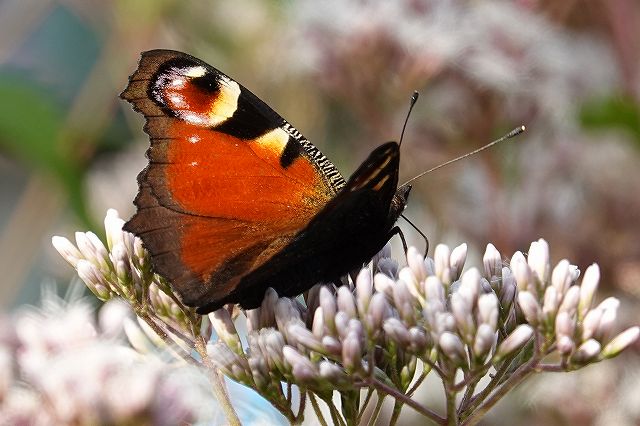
[[184, 66, 207, 78]]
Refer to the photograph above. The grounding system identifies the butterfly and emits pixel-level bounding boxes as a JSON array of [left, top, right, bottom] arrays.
[[121, 50, 412, 314]]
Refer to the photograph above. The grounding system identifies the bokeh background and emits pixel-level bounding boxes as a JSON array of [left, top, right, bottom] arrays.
[[1, 0, 638, 424]]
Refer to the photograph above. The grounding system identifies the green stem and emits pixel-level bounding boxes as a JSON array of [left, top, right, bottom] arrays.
[[406, 361, 432, 397], [325, 396, 346, 426], [389, 399, 403, 426], [444, 376, 458, 426], [309, 393, 329, 426]]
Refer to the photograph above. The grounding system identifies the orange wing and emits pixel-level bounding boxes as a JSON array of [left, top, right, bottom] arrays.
[[121, 50, 345, 307]]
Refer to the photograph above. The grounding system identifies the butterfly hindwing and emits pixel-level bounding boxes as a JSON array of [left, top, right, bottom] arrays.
[[121, 50, 346, 307], [197, 141, 403, 312]]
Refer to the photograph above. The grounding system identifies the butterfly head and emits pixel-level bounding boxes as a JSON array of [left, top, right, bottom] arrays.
[[390, 183, 411, 222]]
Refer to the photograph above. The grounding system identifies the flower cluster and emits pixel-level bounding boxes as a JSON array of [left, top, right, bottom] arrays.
[[207, 240, 638, 423], [0, 293, 212, 424], [52, 210, 638, 425], [53, 209, 199, 338]]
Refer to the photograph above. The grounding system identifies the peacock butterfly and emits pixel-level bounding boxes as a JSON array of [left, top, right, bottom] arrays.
[[121, 49, 412, 314]]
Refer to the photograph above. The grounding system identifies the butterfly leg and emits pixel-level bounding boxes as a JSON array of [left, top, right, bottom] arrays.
[[400, 214, 429, 256], [388, 226, 409, 253]]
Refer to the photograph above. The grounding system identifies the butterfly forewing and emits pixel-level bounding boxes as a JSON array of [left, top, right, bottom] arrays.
[[121, 50, 346, 308]]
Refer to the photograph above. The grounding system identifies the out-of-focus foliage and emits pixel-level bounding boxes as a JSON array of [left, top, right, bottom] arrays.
[[581, 95, 640, 145]]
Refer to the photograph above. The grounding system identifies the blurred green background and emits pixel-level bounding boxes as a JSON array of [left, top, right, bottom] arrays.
[[0, 0, 638, 424]]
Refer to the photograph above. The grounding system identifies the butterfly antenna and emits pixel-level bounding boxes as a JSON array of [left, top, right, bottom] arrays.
[[401, 125, 526, 187], [399, 91, 420, 148]]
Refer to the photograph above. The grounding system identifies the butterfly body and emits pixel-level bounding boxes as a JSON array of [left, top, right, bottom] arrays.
[[122, 50, 410, 313]]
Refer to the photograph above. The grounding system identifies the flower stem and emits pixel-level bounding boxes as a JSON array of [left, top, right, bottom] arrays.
[[461, 335, 543, 426], [356, 388, 375, 424], [444, 377, 459, 426], [368, 378, 445, 424], [458, 352, 518, 416], [366, 393, 385, 426], [460, 354, 540, 426], [194, 336, 241, 426], [309, 393, 329, 426], [295, 392, 307, 424], [389, 399, 403, 425]]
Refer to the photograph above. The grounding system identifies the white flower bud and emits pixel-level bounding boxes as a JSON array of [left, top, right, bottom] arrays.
[[355, 268, 373, 313], [275, 298, 301, 330], [104, 208, 126, 250], [208, 343, 245, 378], [581, 307, 603, 341], [399, 267, 422, 301], [499, 269, 517, 309], [337, 286, 357, 319], [495, 325, 533, 361], [319, 361, 348, 385], [450, 243, 468, 280], [334, 312, 350, 339], [556, 335, 576, 356], [439, 332, 466, 365], [460, 268, 481, 307], [571, 339, 601, 364], [51, 236, 83, 268], [283, 346, 318, 384], [558, 285, 580, 317], [483, 243, 501, 279], [511, 253, 532, 292], [393, 279, 416, 325], [434, 244, 452, 284], [595, 302, 619, 343], [518, 291, 541, 325], [578, 264, 600, 320], [342, 332, 362, 372], [477, 293, 499, 330], [384, 318, 411, 348], [555, 312, 576, 355], [248, 356, 270, 390], [257, 288, 279, 329], [409, 326, 428, 352], [527, 239, 550, 286], [319, 286, 336, 332], [367, 293, 390, 332], [424, 276, 445, 304], [407, 246, 427, 282], [209, 308, 243, 355], [451, 292, 475, 343], [551, 260, 572, 297], [602, 327, 640, 359], [374, 272, 395, 298], [77, 259, 111, 300], [424, 256, 436, 276], [542, 286, 559, 323], [473, 323, 496, 359], [321, 336, 342, 356], [312, 307, 324, 338], [287, 323, 324, 353]]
